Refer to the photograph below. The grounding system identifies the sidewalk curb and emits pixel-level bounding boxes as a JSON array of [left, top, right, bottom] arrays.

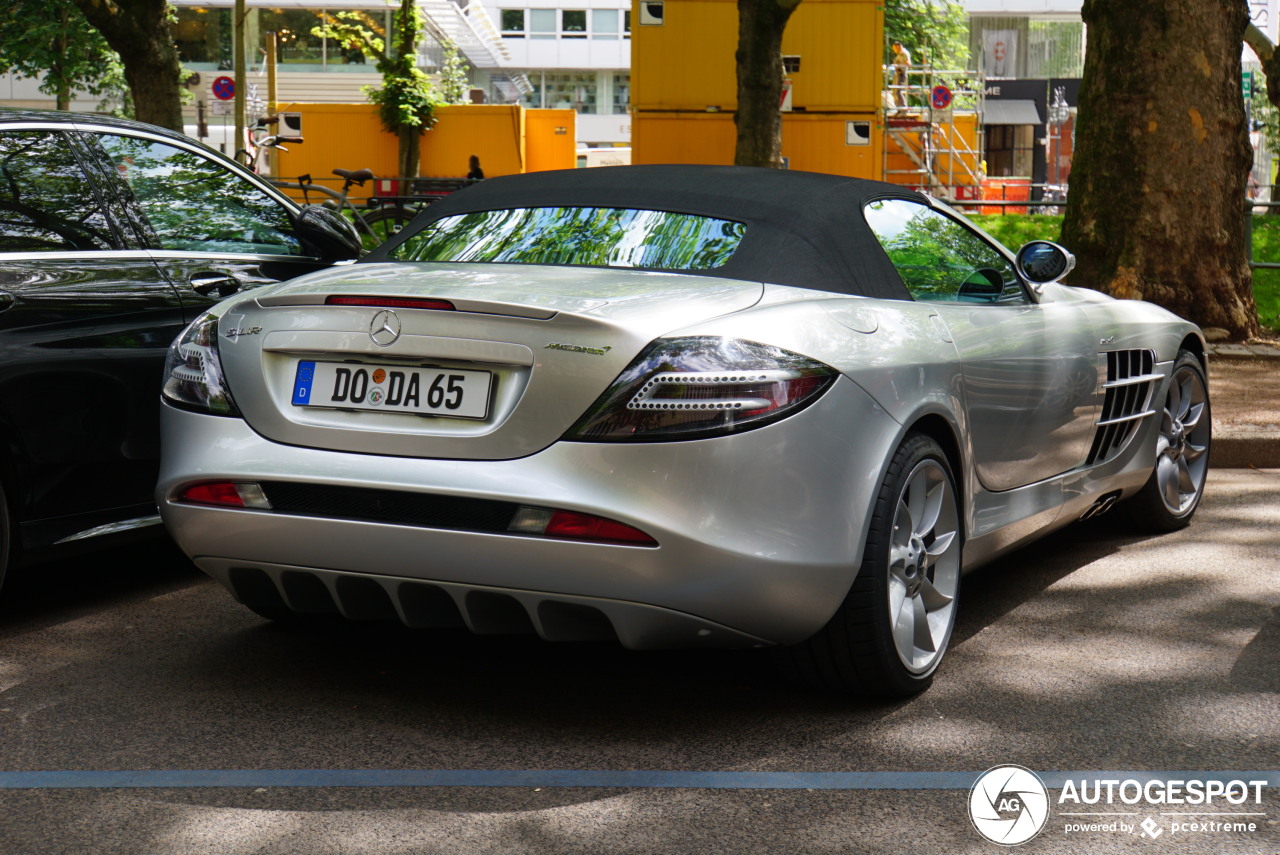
[[1206, 344, 1280, 468], [1210, 437, 1280, 469]]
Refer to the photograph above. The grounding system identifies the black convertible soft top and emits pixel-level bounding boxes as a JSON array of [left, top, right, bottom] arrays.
[[362, 165, 922, 301]]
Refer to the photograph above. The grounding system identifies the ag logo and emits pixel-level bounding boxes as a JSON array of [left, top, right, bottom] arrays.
[[969, 765, 1050, 845]]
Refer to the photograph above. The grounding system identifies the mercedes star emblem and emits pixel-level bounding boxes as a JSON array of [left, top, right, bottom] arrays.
[[370, 309, 401, 346]]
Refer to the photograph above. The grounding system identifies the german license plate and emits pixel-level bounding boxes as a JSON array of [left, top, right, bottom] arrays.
[[292, 361, 491, 419]]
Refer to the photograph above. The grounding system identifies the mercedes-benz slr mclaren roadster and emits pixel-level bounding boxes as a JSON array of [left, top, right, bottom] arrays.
[[157, 166, 1210, 696]]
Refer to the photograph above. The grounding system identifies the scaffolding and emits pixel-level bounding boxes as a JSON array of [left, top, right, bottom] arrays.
[[882, 63, 985, 202]]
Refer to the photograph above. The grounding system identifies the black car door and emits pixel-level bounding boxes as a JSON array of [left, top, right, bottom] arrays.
[[0, 126, 188, 541], [79, 129, 332, 321]]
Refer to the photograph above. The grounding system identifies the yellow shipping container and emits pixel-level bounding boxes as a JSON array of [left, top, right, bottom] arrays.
[[633, 111, 880, 178], [632, 0, 886, 176], [632, 0, 882, 113], [272, 103, 576, 199], [632, 0, 738, 112]]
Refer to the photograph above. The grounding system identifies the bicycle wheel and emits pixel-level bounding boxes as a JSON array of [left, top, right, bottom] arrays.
[[359, 206, 417, 248]]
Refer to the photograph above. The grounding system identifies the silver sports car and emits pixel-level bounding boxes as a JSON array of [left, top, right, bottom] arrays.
[[157, 166, 1210, 696]]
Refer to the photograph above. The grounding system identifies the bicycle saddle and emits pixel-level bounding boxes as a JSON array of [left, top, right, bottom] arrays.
[[333, 168, 374, 184]]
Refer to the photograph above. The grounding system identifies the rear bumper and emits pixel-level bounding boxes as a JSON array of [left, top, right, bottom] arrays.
[[157, 378, 902, 646]]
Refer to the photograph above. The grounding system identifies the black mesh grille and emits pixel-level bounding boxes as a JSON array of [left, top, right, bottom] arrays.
[[259, 482, 520, 533]]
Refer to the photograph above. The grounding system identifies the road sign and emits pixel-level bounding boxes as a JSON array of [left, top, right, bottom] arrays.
[[931, 85, 953, 111], [212, 76, 235, 101]]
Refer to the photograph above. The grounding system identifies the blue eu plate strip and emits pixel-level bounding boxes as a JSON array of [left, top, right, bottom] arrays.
[[292, 360, 316, 406]]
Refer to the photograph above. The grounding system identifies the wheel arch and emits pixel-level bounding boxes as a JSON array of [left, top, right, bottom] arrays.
[[905, 412, 964, 502], [1179, 332, 1206, 368]]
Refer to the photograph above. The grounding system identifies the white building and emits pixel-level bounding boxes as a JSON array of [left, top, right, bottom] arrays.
[[480, 0, 631, 146]]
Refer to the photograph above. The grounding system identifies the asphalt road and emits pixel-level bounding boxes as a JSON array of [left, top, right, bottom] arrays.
[[0, 470, 1276, 854]]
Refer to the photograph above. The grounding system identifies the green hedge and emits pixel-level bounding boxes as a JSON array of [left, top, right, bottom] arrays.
[[968, 214, 1280, 334]]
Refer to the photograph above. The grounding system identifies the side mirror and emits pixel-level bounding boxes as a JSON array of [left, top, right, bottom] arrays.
[[294, 204, 361, 262], [1015, 240, 1075, 287]]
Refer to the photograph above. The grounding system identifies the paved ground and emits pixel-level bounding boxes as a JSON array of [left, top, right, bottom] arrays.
[[0, 469, 1276, 854]]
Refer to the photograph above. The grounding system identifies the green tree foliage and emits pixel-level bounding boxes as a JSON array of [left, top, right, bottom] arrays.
[[317, 0, 437, 177], [0, 0, 129, 112], [884, 0, 968, 69], [69, 0, 184, 130], [439, 38, 471, 105]]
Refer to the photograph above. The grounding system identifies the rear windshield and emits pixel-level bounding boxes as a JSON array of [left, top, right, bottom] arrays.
[[389, 206, 746, 270]]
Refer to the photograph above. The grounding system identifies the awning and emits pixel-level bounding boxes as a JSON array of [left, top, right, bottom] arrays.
[[984, 100, 1043, 125]]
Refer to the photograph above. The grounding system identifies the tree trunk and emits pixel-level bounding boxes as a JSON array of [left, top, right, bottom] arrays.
[[1060, 0, 1258, 340], [54, 8, 71, 111], [398, 126, 420, 180], [393, 0, 422, 178], [71, 0, 183, 130], [734, 0, 802, 168]]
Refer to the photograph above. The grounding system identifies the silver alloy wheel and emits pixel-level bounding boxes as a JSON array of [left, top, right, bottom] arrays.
[[888, 458, 961, 674], [1155, 363, 1210, 516]]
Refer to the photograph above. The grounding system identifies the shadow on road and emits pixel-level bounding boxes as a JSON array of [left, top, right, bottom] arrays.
[[0, 535, 202, 635]]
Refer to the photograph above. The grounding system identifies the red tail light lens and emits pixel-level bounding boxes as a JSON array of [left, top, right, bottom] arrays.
[[544, 511, 657, 546], [177, 482, 272, 509], [564, 337, 836, 442], [325, 296, 455, 311], [508, 506, 657, 546]]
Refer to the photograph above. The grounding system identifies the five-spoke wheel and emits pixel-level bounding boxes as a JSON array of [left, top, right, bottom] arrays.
[[888, 457, 961, 675], [1123, 349, 1211, 532]]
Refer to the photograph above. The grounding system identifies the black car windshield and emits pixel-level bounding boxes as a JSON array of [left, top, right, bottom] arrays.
[[389, 206, 746, 270]]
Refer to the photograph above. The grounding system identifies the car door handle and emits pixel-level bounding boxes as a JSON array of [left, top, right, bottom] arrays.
[[189, 273, 240, 297], [0, 290, 15, 313]]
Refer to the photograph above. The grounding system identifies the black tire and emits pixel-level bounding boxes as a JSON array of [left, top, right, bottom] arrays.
[[1120, 349, 1211, 533], [781, 433, 963, 697], [359, 206, 416, 248]]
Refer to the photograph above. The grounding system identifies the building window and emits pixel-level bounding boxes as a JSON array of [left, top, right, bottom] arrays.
[[260, 9, 326, 66], [174, 7, 389, 71], [985, 124, 1035, 178], [592, 9, 619, 39], [562, 10, 587, 38], [612, 73, 630, 115], [495, 7, 632, 42], [525, 72, 598, 114], [529, 9, 556, 39], [500, 9, 524, 37]]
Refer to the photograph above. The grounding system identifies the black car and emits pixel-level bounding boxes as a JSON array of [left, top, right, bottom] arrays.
[[0, 109, 358, 591]]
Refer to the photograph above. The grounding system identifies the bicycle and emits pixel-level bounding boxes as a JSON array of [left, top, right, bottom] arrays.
[[270, 169, 418, 250]]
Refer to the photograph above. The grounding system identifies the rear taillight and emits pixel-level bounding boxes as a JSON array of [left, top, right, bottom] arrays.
[[177, 482, 272, 509], [325, 296, 455, 310], [564, 337, 836, 442], [508, 507, 657, 546], [163, 312, 240, 416]]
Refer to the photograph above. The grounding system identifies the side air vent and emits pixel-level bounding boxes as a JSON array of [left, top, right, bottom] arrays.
[[1086, 349, 1159, 466]]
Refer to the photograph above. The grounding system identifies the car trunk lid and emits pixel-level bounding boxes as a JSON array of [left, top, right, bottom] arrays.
[[215, 263, 764, 460]]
